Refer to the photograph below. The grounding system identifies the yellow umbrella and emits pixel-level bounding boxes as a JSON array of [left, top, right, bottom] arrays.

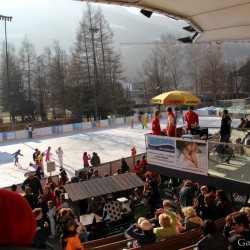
[[151, 90, 201, 106]]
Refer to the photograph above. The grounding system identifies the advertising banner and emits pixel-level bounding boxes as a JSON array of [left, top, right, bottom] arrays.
[[52, 125, 63, 133], [73, 123, 82, 130], [147, 134, 208, 175]]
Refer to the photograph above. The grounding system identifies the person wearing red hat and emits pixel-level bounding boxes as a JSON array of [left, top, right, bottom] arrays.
[[0, 189, 36, 247]]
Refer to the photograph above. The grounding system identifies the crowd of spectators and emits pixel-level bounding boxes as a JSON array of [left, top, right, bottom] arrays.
[[1, 151, 250, 250]]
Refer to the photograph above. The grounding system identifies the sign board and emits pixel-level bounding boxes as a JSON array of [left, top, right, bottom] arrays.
[[146, 134, 208, 175], [47, 161, 56, 172]]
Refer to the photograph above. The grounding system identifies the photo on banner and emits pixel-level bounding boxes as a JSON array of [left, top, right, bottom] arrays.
[[146, 134, 208, 175], [175, 139, 208, 174]]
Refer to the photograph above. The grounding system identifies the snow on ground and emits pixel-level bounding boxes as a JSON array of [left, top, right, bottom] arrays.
[[0, 117, 239, 188]]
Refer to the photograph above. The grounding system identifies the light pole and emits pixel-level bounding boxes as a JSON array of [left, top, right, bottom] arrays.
[[0, 15, 13, 130], [89, 26, 98, 120], [156, 86, 162, 110]]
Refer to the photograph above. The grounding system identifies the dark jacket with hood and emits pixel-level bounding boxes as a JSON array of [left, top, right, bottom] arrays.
[[194, 233, 230, 250]]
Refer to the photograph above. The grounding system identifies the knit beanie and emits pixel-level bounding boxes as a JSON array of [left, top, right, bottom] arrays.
[[0, 189, 36, 247]]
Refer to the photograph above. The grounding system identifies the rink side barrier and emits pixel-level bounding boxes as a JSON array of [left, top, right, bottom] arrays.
[[3, 154, 145, 194], [0, 114, 151, 142], [3, 175, 59, 193], [74, 153, 145, 178]]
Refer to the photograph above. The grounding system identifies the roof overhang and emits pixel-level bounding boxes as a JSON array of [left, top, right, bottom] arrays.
[[77, 0, 250, 43], [64, 172, 144, 202]]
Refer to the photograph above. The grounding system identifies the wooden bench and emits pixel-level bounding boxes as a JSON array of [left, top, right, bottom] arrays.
[[131, 228, 200, 250], [133, 217, 226, 250], [180, 229, 236, 250], [86, 217, 226, 250], [90, 238, 132, 250], [84, 233, 126, 250]]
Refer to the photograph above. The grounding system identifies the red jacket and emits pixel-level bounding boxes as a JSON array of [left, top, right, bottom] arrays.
[[166, 112, 176, 137], [184, 111, 199, 132], [152, 117, 161, 135], [133, 164, 143, 177]]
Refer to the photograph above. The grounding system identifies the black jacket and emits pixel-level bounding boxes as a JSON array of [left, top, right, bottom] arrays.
[[195, 233, 229, 250], [220, 115, 231, 135], [224, 226, 250, 249], [21, 177, 43, 196], [179, 185, 196, 208]]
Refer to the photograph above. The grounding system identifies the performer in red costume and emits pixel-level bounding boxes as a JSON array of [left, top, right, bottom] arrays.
[[152, 110, 162, 135], [166, 107, 176, 137], [184, 106, 199, 133]]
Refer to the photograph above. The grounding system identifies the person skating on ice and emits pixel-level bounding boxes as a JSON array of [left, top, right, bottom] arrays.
[[12, 149, 24, 166], [45, 146, 51, 162]]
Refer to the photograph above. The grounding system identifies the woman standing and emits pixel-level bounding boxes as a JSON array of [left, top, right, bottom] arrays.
[[83, 152, 91, 168]]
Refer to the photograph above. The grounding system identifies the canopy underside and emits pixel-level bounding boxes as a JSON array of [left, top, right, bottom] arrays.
[[78, 0, 250, 43]]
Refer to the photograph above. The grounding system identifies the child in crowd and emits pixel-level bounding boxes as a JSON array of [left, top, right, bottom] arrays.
[[47, 200, 57, 239], [131, 146, 137, 156], [61, 220, 84, 250], [76, 222, 88, 243]]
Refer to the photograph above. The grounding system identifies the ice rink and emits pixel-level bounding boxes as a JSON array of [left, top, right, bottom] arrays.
[[0, 117, 238, 188]]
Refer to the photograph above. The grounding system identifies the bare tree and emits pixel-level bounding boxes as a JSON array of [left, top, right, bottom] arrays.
[[185, 44, 205, 94], [201, 45, 228, 104], [161, 34, 184, 90], [0, 43, 26, 122], [19, 37, 37, 120], [70, 3, 128, 119], [48, 41, 69, 121], [142, 46, 171, 95], [33, 55, 49, 121]]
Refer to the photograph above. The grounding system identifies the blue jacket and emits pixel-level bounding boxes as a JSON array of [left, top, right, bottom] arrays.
[[125, 224, 156, 246]]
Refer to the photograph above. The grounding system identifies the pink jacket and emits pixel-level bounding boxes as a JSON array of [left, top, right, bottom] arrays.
[[83, 155, 91, 166]]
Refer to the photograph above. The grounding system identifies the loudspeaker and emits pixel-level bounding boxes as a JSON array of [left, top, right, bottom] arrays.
[[183, 25, 196, 33], [140, 9, 153, 18], [178, 32, 199, 43]]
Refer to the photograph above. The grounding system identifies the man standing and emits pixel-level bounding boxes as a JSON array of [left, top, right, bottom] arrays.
[[184, 106, 199, 134], [27, 124, 33, 139], [179, 180, 196, 209], [166, 107, 176, 137], [220, 109, 231, 143], [219, 109, 232, 164], [152, 110, 162, 135], [21, 172, 43, 200]]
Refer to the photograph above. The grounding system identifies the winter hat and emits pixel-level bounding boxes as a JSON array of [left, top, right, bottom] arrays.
[[137, 217, 146, 225], [140, 220, 152, 231], [0, 189, 36, 247]]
